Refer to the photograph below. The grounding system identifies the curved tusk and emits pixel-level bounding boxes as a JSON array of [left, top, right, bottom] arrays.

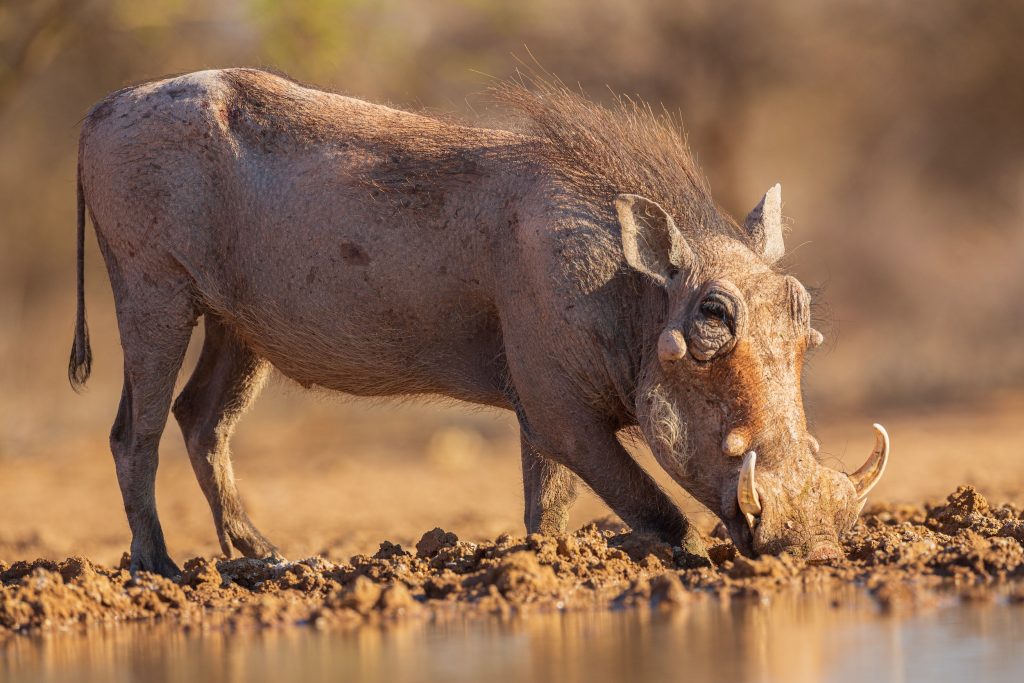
[[849, 423, 890, 500], [737, 451, 762, 524]]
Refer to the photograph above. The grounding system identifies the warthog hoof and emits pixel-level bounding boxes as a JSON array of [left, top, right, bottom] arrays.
[[128, 550, 181, 579], [220, 518, 282, 561]]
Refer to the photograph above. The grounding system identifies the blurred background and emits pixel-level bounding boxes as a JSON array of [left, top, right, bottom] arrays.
[[2, 0, 1023, 563]]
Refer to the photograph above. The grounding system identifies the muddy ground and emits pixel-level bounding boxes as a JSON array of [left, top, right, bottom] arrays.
[[3, 485, 1024, 636], [4, 342, 1024, 637]]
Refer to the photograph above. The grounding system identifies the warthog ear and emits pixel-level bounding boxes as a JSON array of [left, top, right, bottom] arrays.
[[743, 183, 785, 263], [615, 194, 694, 286]]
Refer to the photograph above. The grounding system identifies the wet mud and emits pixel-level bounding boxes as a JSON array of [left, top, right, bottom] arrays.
[[3, 486, 1024, 636]]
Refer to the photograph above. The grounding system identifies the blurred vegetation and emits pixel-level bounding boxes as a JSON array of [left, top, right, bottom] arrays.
[[2, 0, 1023, 409]]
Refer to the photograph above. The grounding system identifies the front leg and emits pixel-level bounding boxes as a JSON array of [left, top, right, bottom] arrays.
[[521, 412, 709, 567], [520, 433, 580, 534]]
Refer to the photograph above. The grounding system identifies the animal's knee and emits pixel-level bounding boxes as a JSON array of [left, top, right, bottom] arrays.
[[109, 389, 132, 454], [171, 391, 204, 449], [171, 390, 196, 432], [173, 389, 229, 458]]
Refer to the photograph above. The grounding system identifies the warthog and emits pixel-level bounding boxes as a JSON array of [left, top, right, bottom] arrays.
[[69, 69, 888, 577]]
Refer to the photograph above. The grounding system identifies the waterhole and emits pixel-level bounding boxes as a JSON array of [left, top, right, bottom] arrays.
[[5, 590, 1023, 683]]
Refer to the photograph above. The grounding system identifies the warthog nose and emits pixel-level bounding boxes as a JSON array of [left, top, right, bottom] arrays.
[[806, 543, 843, 564]]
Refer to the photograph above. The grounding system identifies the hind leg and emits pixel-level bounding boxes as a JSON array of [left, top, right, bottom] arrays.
[[108, 277, 197, 577], [172, 315, 279, 560]]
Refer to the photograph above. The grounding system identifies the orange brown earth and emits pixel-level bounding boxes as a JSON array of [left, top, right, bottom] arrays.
[[3, 352, 1024, 636], [2, 485, 1024, 636]]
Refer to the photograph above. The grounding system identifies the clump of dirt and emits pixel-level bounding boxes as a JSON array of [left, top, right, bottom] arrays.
[[2, 486, 1023, 636]]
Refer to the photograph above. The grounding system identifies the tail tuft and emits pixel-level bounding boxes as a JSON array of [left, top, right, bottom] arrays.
[[68, 161, 92, 391], [68, 319, 92, 391]]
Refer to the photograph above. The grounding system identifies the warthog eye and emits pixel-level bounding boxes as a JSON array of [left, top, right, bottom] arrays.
[[699, 294, 737, 335], [700, 299, 728, 321], [687, 285, 742, 361]]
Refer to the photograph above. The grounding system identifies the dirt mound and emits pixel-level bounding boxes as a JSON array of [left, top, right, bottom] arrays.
[[2, 486, 1023, 636]]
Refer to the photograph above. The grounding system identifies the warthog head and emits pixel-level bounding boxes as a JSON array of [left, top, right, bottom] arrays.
[[617, 185, 889, 561]]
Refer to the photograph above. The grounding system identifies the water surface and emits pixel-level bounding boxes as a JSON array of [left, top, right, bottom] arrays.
[[4, 590, 1024, 683]]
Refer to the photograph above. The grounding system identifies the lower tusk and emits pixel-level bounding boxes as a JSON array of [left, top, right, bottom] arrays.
[[737, 450, 762, 517], [744, 512, 758, 532]]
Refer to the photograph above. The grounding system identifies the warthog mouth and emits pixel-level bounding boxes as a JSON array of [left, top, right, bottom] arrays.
[[722, 511, 757, 558], [722, 424, 891, 560]]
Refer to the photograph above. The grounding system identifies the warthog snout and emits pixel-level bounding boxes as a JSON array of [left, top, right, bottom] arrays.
[[806, 542, 844, 564], [730, 424, 891, 559]]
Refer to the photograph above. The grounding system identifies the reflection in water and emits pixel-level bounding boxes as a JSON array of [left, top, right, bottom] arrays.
[[4, 589, 1024, 683]]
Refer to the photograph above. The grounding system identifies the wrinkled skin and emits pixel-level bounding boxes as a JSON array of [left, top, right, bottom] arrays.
[[69, 69, 873, 576], [630, 222, 864, 565], [635, 235, 862, 559]]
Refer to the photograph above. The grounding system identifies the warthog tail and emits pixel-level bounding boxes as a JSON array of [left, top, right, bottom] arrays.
[[68, 160, 92, 391]]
